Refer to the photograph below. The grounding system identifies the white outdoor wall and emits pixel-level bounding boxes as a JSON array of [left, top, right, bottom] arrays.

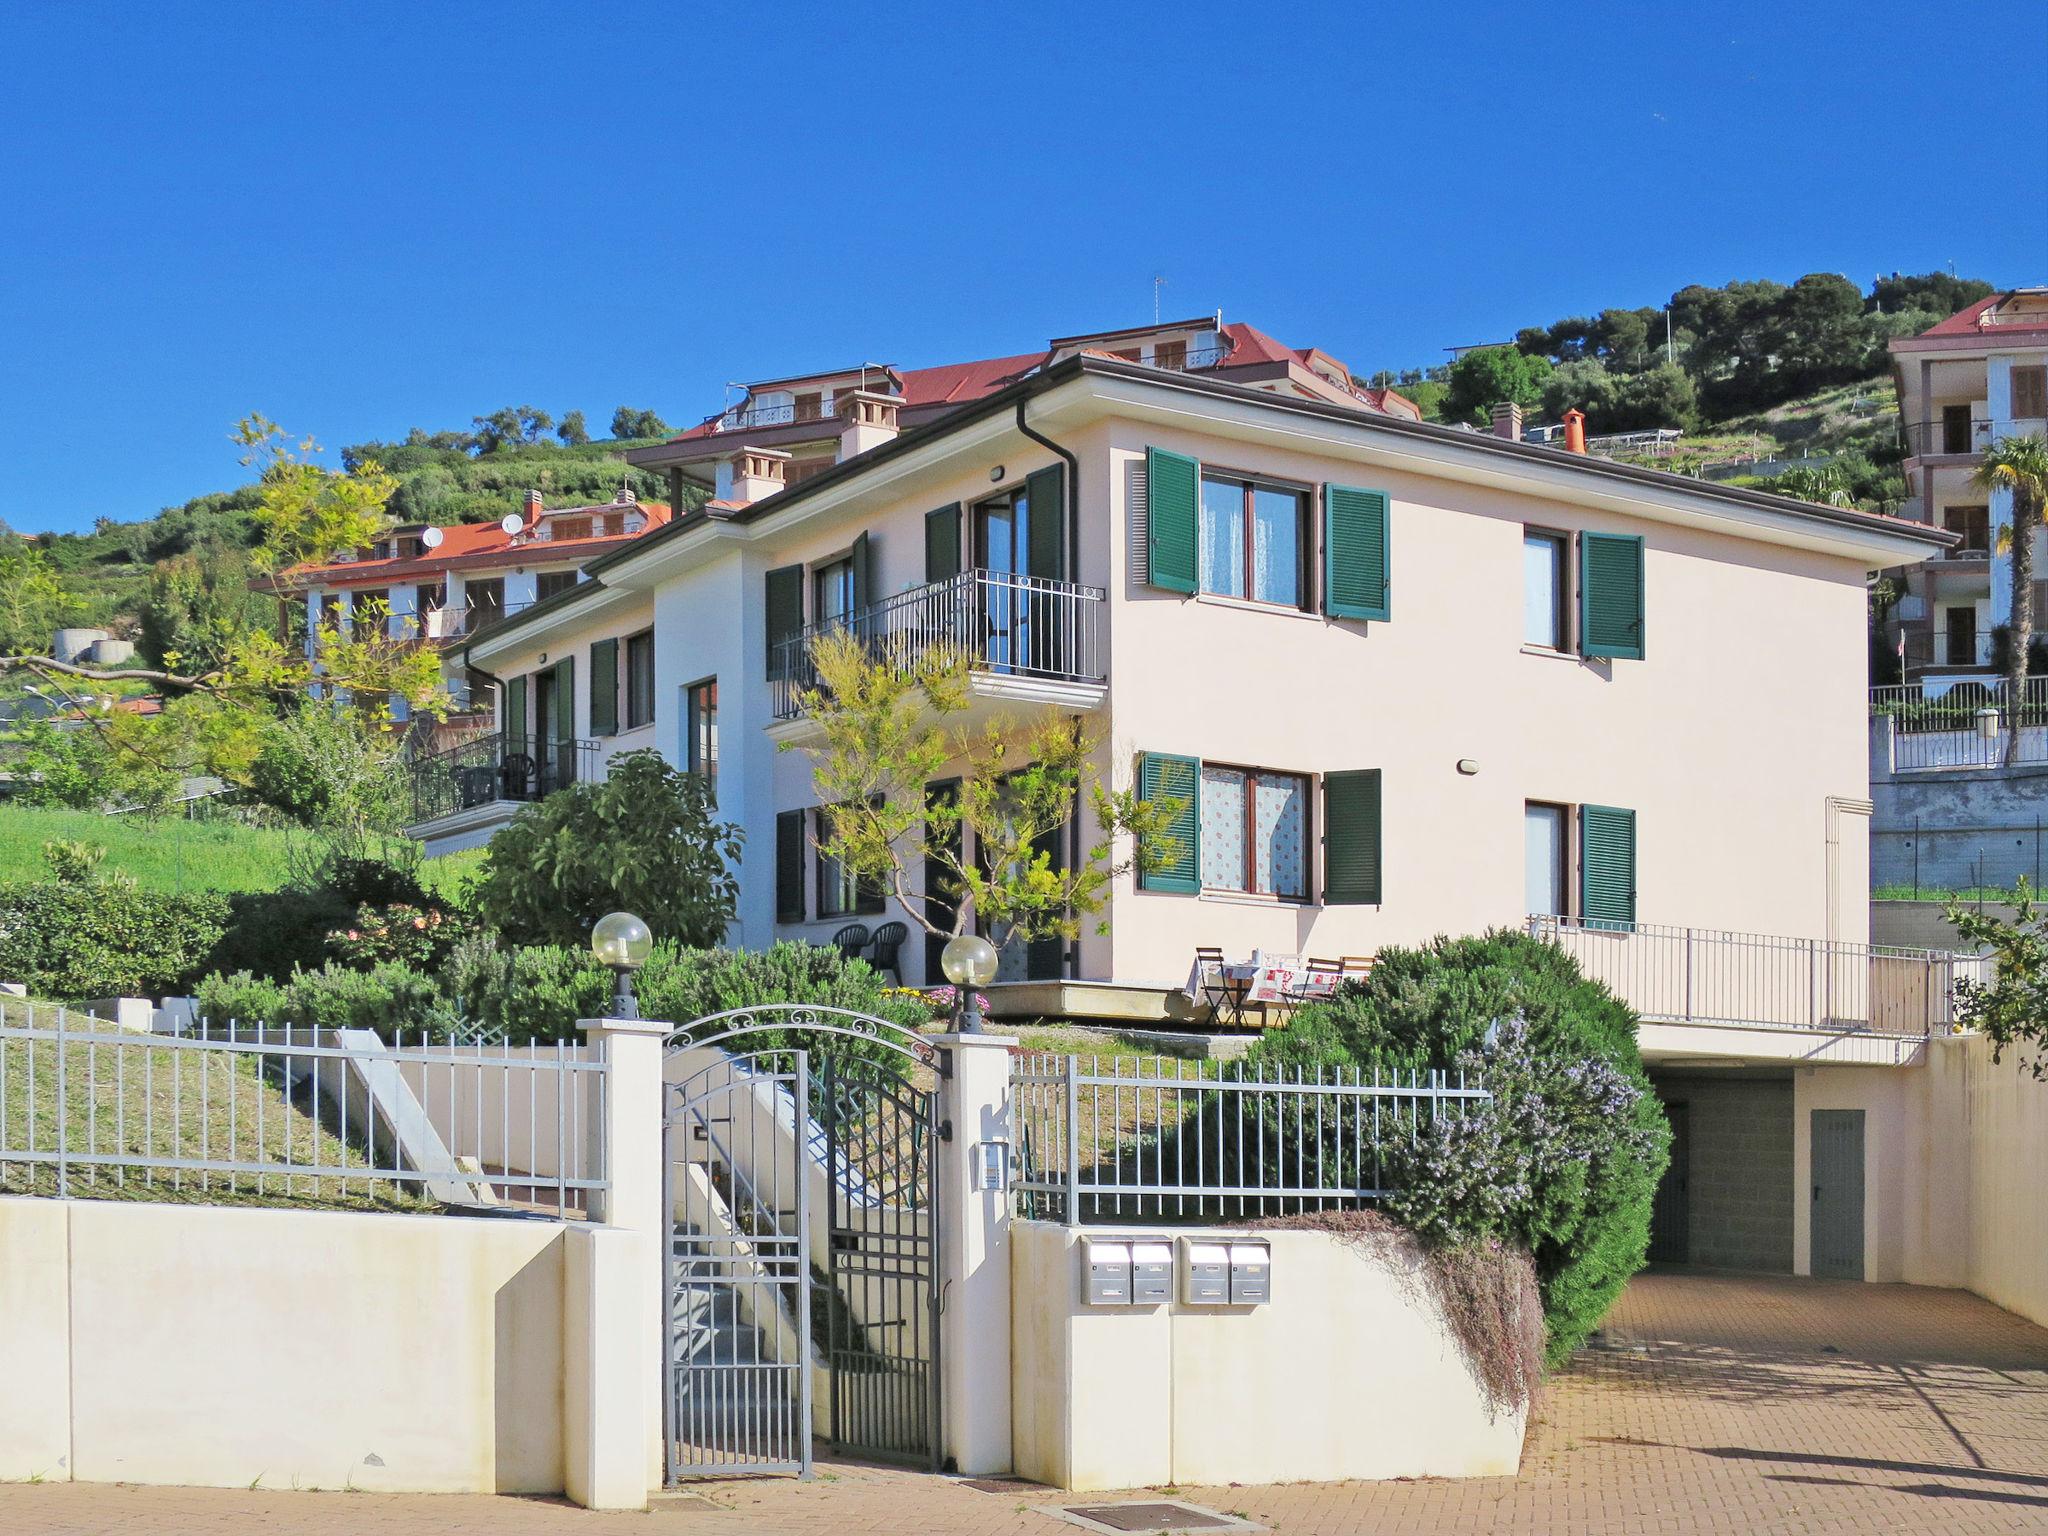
[[1011, 1220, 1526, 1490], [0, 1197, 649, 1502]]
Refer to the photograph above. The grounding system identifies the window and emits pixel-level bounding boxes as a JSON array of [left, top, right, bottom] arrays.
[[1154, 339, 1187, 371], [775, 810, 806, 922], [1525, 802, 1568, 916], [1523, 531, 1568, 648], [1198, 764, 1310, 900], [1944, 504, 1989, 553], [537, 569, 579, 602], [350, 589, 387, 639], [814, 555, 856, 630], [1198, 474, 1305, 607], [794, 391, 823, 422], [815, 805, 884, 918], [1945, 607, 1978, 666], [624, 630, 655, 729], [685, 677, 718, 784], [552, 516, 592, 542], [468, 577, 505, 632], [2013, 365, 2048, 422], [603, 511, 625, 536]]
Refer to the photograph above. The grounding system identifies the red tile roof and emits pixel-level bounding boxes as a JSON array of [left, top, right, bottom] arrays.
[[270, 501, 672, 589], [1918, 293, 2048, 338]]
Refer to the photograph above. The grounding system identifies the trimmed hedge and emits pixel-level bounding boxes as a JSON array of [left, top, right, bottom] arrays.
[[0, 879, 229, 1000]]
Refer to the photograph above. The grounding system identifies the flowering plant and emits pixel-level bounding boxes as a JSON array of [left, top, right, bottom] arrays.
[[884, 984, 991, 1021], [326, 902, 459, 970]]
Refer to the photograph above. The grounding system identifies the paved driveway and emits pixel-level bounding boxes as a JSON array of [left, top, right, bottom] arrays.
[[5, 1272, 2047, 1535]]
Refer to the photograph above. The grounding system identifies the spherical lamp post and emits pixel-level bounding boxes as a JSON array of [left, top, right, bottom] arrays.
[[591, 911, 654, 1019], [939, 933, 1000, 1034]]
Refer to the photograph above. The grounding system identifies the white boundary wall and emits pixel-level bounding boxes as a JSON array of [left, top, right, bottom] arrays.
[[1010, 1220, 1527, 1490], [0, 1197, 648, 1504]]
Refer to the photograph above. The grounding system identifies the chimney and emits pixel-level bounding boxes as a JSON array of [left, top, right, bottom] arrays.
[[524, 489, 544, 520], [719, 446, 790, 505], [1491, 401, 1523, 441], [614, 485, 637, 505], [837, 389, 901, 462], [1562, 409, 1587, 455]]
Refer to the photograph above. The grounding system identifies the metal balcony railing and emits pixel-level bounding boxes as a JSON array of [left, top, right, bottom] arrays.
[[1871, 679, 2048, 769], [407, 731, 597, 824], [770, 568, 1107, 720], [1527, 915, 1966, 1037], [1901, 417, 2047, 458]]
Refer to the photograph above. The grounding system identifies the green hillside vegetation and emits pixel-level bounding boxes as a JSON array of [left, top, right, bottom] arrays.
[[1365, 269, 1997, 515]]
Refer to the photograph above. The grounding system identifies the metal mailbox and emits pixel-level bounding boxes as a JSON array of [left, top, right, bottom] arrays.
[[1130, 1239, 1173, 1305], [1179, 1238, 1231, 1305], [1081, 1237, 1133, 1306], [1228, 1240, 1272, 1305]]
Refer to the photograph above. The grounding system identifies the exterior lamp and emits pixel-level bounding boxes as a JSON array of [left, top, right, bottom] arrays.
[[940, 933, 1000, 1034], [591, 911, 654, 1019]]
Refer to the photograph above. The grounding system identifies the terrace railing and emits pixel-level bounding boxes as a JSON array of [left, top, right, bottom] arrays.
[[1871, 680, 2048, 769], [1900, 417, 2046, 458], [1010, 1052, 1489, 1225], [0, 1004, 606, 1216], [407, 731, 598, 823], [770, 567, 1106, 719], [1527, 915, 1964, 1037]]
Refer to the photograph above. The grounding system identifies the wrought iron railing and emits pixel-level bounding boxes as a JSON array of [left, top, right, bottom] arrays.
[[1527, 915, 1966, 1038], [407, 731, 598, 823], [1010, 1052, 1488, 1224], [0, 1003, 606, 1216], [1871, 680, 2048, 769], [1901, 417, 2046, 458], [770, 568, 1106, 720]]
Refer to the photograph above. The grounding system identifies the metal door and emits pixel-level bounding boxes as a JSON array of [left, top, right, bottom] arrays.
[[1810, 1109, 1866, 1281], [665, 1051, 815, 1479], [1648, 1101, 1690, 1264], [818, 1053, 941, 1469]]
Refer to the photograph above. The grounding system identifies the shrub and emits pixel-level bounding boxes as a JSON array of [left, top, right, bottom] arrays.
[[1248, 930, 1668, 1368], [326, 902, 464, 970], [193, 960, 451, 1036], [443, 935, 613, 1045], [0, 878, 228, 999], [192, 969, 289, 1026], [207, 887, 354, 980], [471, 750, 742, 949]]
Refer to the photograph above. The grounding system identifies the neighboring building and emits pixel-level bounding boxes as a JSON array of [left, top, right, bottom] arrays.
[[1887, 288, 2048, 679], [264, 488, 671, 718]]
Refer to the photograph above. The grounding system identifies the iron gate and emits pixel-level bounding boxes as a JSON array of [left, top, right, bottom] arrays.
[[662, 1010, 943, 1482]]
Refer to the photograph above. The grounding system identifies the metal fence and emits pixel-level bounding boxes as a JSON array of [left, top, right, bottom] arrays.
[[770, 568, 1107, 719], [1873, 680, 2048, 770], [1527, 915, 1960, 1036], [0, 1003, 606, 1216], [1010, 1052, 1489, 1225], [1874, 820, 2048, 897], [1899, 417, 2044, 458], [407, 731, 598, 822]]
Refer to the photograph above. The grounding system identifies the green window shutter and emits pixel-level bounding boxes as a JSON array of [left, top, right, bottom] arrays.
[[1136, 751, 1200, 893], [1580, 533, 1645, 659], [1580, 804, 1637, 928], [552, 656, 574, 742], [851, 529, 872, 611], [775, 810, 806, 923], [925, 503, 962, 582], [502, 672, 526, 748], [765, 563, 803, 677], [1323, 769, 1383, 905], [1026, 464, 1065, 579], [588, 638, 619, 736], [1323, 485, 1390, 621], [1145, 447, 1198, 594]]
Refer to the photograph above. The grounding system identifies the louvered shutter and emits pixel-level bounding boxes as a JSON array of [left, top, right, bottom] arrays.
[[765, 563, 803, 678], [1580, 533, 1645, 659], [925, 503, 962, 582], [776, 810, 806, 923], [588, 638, 619, 736], [1026, 820, 1067, 980], [1579, 804, 1637, 928], [1137, 751, 1200, 893], [851, 529, 872, 611], [1323, 485, 1390, 621], [1145, 447, 1199, 593], [552, 657, 575, 744], [502, 672, 527, 751], [1323, 769, 1383, 905], [1026, 465, 1065, 579]]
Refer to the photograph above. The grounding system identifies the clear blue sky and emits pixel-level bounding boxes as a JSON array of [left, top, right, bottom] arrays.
[[3, 0, 2041, 535]]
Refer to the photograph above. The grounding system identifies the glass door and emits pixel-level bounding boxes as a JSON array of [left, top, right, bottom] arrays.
[[976, 491, 1028, 672]]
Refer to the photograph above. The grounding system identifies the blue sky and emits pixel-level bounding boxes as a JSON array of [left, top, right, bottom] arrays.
[[2, 0, 2041, 536]]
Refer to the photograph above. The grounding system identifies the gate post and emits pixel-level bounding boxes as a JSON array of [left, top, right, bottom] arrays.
[[933, 1029, 1017, 1476], [578, 1013, 670, 1504]]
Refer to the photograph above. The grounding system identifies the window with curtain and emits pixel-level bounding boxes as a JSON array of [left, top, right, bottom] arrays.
[[685, 677, 718, 785], [1199, 764, 1309, 899], [1525, 802, 1568, 916], [814, 556, 856, 629], [1199, 474, 1305, 607]]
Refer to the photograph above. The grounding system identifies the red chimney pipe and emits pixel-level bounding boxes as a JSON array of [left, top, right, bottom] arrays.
[[1562, 409, 1587, 455]]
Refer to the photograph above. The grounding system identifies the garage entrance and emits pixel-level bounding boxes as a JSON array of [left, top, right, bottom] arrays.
[[1648, 1070, 1794, 1272]]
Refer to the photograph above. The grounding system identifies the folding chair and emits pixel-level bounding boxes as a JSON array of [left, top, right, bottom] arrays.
[[1193, 945, 1246, 1030]]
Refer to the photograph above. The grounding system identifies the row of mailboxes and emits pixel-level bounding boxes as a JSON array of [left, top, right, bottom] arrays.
[[1082, 1235, 1272, 1307]]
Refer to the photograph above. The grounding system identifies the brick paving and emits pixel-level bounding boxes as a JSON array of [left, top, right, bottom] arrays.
[[5, 1271, 2047, 1535]]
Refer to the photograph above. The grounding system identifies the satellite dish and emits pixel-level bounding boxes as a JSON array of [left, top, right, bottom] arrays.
[[500, 513, 524, 537], [420, 525, 445, 550]]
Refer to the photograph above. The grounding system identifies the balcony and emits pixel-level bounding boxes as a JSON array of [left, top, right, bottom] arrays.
[[1901, 416, 2046, 460], [769, 568, 1106, 723], [1528, 915, 1976, 1065], [1872, 679, 2048, 770], [405, 731, 598, 829]]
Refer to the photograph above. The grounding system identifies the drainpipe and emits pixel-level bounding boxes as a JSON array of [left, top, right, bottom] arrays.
[[1014, 398, 1086, 983]]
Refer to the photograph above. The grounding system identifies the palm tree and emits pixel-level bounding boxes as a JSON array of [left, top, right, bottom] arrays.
[[1774, 462, 1857, 508], [1973, 435, 2048, 765]]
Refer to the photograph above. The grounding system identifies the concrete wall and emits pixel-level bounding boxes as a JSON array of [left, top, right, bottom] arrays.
[[0, 1198, 646, 1500], [1010, 1220, 1526, 1490], [1871, 899, 2016, 950], [1653, 1075, 1794, 1272], [1870, 717, 2048, 894]]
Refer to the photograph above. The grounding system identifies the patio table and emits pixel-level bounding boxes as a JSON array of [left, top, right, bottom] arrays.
[[1184, 954, 1342, 1026]]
